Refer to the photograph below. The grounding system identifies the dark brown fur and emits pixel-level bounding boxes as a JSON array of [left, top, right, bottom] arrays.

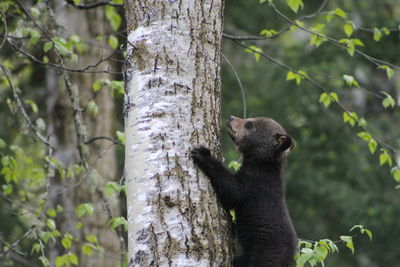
[[191, 116, 297, 267]]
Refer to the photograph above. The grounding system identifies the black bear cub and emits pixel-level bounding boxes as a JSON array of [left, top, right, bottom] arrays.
[[191, 116, 297, 267]]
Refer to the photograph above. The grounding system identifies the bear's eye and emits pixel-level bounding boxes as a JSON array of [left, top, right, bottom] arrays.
[[244, 121, 253, 130]]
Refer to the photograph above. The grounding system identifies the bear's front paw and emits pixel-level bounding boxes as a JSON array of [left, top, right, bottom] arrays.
[[191, 146, 211, 163]]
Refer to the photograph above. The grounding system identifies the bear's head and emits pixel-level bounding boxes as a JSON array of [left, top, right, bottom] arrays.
[[227, 116, 294, 162]]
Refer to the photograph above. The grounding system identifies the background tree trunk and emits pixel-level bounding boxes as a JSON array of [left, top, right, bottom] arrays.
[[46, 2, 120, 266], [124, 0, 234, 266]]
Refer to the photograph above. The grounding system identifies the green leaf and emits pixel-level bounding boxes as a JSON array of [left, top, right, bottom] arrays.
[[260, 29, 278, 37], [357, 131, 371, 142], [116, 130, 125, 144], [344, 23, 353, 37], [379, 149, 392, 166], [105, 6, 122, 31], [381, 27, 390, 35], [314, 245, 328, 261], [340, 236, 354, 254], [108, 216, 128, 231], [343, 112, 358, 127], [368, 140, 378, 154], [358, 118, 367, 127], [82, 244, 93, 256], [373, 27, 382, 41], [110, 80, 124, 96], [105, 181, 121, 197], [76, 203, 94, 218], [108, 35, 119, 50], [47, 208, 57, 217], [61, 233, 73, 249], [378, 65, 394, 79], [334, 8, 347, 18], [286, 0, 304, 13], [229, 209, 236, 223], [245, 45, 263, 62], [228, 160, 241, 171], [92, 78, 110, 92], [364, 229, 373, 240], [342, 74, 359, 87], [30, 7, 40, 17], [43, 42, 53, 53], [86, 100, 99, 117], [25, 99, 39, 114], [85, 234, 98, 244], [0, 138, 5, 149], [69, 34, 80, 44], [39, 256, 50, 267], [319, 93, 330, 107], [47, 219, 56, 230], [391, 167, 400, 182], [296, 252, 313, 267], [329, 92, 339, 102], [31, 243, 41, 254], [381, 92, 396, 108], [68, 253, 78, 265], [286, 70, 307, 85]]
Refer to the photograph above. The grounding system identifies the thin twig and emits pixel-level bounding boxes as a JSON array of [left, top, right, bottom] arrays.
[[267, 1, 400, 71], [85, 136, 124, 146], [65, 0, 122, 9], [0, 65, 54, 149], [223, 0, 329, 41], [233, 41, 399, 162], [64, 75, 88, 168], [222, 53, 247, 118]]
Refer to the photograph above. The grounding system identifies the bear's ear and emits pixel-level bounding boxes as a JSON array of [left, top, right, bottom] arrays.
[[275, 134, 294, 153]]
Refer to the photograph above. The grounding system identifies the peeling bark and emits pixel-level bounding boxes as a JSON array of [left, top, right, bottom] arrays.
[[124, 0, 233, 266]]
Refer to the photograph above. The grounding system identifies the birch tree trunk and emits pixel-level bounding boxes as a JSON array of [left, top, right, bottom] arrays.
[[124, 0, 234, 266]]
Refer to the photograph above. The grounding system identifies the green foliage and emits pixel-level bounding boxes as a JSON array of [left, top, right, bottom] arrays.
[[373, 28, 382, 41], [343, 23, 353, 37], [86, 100, 99, 117], [378, 65, 394, 79], [104, 181, 125, 197], [108, 216, 128, 231], [343, 112, 358, 127], [379, 149, 392, 166], [228, 160, 241, 171], [350, 225, 373, 240], [116, 130, 125, 144], [55, 253, 79, 267], [340, 236, 354, 254], [319, 92, 338, 108], [338, 38, 364, 56], [309, 24, 327, 47], [260, 29, 278, 37], [245, 45, 263, 62], [286, 70, 307, 85], [76, 203, 94, 218], [286, 0, 303, 13], [108, 35, 119, 50], [381, 92, 396, 108], [105, 6, 122, 31], [61, 233, 74, 249], [342, 75, 359, 87]]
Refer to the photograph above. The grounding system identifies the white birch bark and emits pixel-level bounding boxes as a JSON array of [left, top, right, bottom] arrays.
[[124, 0, 233, 266]]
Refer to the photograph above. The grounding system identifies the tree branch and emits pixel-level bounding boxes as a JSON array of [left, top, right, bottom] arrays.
[[0, 64, 54, 149], [65, 0, 123, 9]]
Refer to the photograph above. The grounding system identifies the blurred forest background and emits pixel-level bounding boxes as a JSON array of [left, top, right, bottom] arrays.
[[222, 1, 400, 266], [1, 0, 399, 266]]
